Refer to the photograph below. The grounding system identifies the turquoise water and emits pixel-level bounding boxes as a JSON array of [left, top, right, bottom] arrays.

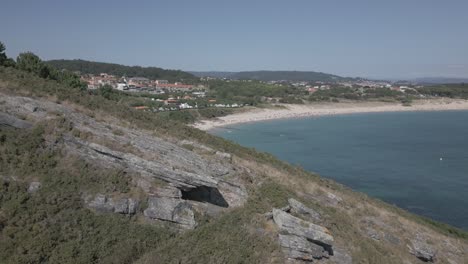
[[213, 111, 468, 230]]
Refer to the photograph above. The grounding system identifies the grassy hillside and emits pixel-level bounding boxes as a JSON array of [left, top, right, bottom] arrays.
[[1, 64, 468, 264], [46, 59, 196, 82]]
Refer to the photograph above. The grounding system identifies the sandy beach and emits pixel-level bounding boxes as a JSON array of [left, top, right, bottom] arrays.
[[193, 99, 468, 131]]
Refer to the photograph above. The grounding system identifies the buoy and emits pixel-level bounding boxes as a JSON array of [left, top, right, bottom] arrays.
[[440, 157, 443, 161]]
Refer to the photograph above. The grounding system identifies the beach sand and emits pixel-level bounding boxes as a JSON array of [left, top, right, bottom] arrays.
[[193, 99, 468, 131]]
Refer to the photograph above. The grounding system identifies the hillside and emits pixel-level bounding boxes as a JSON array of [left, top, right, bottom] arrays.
[[231, 70, 356, 82], [0, 64, 467, 263], [46, 59, 196, 82], [190, 71, 236, 79], [190, 70, 357, 82], [412, 77, 468, 85]]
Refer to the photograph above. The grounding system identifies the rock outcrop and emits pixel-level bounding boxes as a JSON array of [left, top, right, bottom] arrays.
[[70, 140, 219, 191], [86, 194, 139, 215], [272, 208, 334, 262], [409, 234, 436, 262], [144, 196, 197, 229], [1, 95, 249, 219], [27, 181, 41, 193], [278, 234, 330, 262], [0, 112, 32, 129], [288, 198, 321, 222]]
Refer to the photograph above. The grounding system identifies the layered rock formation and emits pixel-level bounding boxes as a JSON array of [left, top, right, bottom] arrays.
[[268, 199, 342, 263]]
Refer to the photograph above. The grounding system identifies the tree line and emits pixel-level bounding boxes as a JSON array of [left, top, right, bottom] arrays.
[[0, 41, 86, 90], [46, 59, 196, 82]]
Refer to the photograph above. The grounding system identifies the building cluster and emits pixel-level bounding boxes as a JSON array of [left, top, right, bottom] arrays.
[[134, 97, 245, 112], [81, 73, 205, 95]]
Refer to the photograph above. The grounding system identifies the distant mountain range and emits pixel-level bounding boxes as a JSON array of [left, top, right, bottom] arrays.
[[189, 71, 236, 79], [46, 61, 467, 85], [410, 77, 468, 85], [190, 71, 359, 82]]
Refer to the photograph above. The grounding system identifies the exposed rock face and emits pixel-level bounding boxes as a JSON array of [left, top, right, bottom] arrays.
[[144, 196, 197, 229], [215, 151, 232, 160], [332, 246, 353, 264], [217, 180, 248, 208], [27, 181, 41, 193], [86, 194, 139, 215], [70, 140, 219, 191], [2, 95, 249, 216], [384, 233, 400, 245], [288, 198, 321, 222], [306, 191, 343, 208], [87, 194, 114, 213], [113, 198, 139, 214], [179, 139, 214, 152], [23, 103, 38, 113], [153, 186, 183, 198], [279, 234, 329, 262], [409, 235, 436, 262], [272, 208, 334, 261], [273, 209, 333, 248], [0, 112, 32, 129]]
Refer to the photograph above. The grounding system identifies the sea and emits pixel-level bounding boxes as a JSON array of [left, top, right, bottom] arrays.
[[212, 111, 468, 230]]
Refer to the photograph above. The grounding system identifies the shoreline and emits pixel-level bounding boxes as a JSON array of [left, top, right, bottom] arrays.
[[193, 99, 468, 131]]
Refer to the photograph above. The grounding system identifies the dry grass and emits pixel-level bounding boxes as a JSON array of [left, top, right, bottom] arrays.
[[231, 154, 468, 263]]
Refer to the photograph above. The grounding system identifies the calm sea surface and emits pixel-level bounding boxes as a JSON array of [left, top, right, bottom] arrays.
[[213, 111, 468, 230]]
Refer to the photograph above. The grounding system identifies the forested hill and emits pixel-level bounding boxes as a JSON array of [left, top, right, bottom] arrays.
[[230, 70, 356, 82], [190, 71, 236, 79], [46, 59, 196, 81]]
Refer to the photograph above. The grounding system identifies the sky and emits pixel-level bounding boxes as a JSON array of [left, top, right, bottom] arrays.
[[2, 0, 468, 79]]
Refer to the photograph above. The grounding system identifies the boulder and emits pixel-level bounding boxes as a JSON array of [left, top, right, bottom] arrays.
[[365, 227, 381, 241], [127, 198, 139, 214], [384, 233, 400, 245], [279, 234, 330, 261], [217, 180, 248, 208], [153, 186, 182, 198], [331, 246, 353, 264], [113, 198, 129, 214], [86, 194, 138, 215], [27, 181, 41, 193], [144, 196, 197, 229], [215, 151, 232, 160], [87, 194, 114, 213], [409, 235, 436, 262], [0, 112, 32, 129], [113, 198, 139, 214], [325, 191, 343, 206], [288, 198, 321, 222], [272, 209, 334, 248], [23, 103, 38, 113], [272, 208, 335, 262]]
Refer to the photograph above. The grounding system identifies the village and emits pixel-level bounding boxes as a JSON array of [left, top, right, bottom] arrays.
[[80, 72, 424, 113], [80, 73, 247, 112]]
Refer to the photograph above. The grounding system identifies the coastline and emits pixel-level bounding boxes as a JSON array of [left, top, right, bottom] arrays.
[[193, 98, 468, 131]]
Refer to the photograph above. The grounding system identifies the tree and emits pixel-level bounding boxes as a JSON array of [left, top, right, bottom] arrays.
[[0, 41, 14, 67], [0, 42, 16, 67], [0, 42, 6, 64], [16, 52, 49, 77]]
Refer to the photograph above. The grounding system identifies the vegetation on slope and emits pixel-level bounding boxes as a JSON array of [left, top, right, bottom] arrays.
[[417, 83, 468, 99], [205, 79, 306, 105], [46, 59, 196, 82], [230, 70, 355, 82], [0, 122, 284, 263], [1, 42, 468, 263]]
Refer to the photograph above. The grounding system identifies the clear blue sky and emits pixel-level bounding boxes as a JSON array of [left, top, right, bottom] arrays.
[[2, 0, 468, 79]]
